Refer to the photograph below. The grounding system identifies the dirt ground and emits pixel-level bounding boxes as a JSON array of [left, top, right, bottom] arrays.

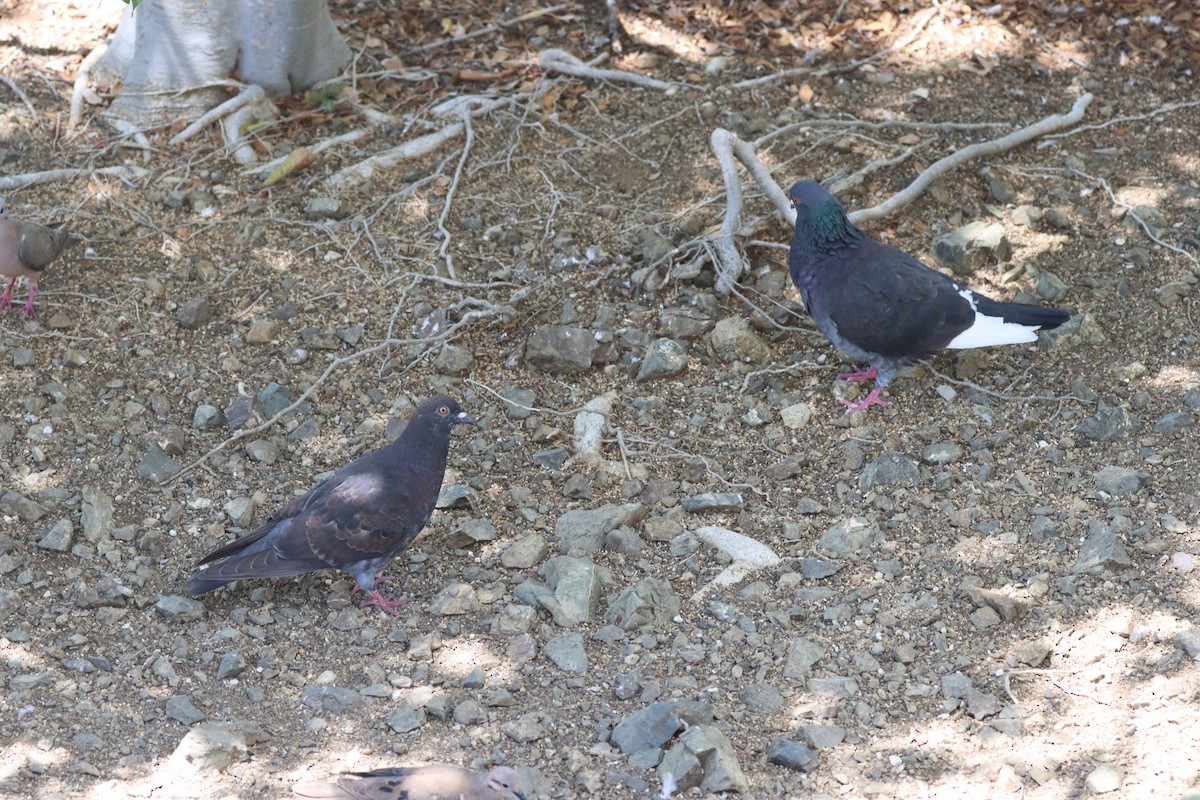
[[1, 1, 1199, 798]]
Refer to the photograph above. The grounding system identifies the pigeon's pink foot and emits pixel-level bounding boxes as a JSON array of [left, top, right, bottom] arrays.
[[17, 291, 37, 320], [840, 386, 892, 413], [837, 365, 878, 383], [359, 588, 411, 616], [0, 278, 15, 312]]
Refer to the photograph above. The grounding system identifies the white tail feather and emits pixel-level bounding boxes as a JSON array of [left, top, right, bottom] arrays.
[[946, 287, 1042, 349]]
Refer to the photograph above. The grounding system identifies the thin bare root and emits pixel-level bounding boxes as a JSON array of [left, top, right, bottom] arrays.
[[68, 42, 109, 134], [0, 165, 149, 192], [538, 49, 687, 92]]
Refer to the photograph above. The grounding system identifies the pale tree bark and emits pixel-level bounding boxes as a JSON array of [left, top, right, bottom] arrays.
[[92, 0, 350, 128]]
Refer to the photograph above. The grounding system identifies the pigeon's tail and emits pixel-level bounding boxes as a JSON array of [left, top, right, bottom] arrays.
[[187, 520, 326, 595], [946, 291, 1069, 349], [291, 781, 356, 799]]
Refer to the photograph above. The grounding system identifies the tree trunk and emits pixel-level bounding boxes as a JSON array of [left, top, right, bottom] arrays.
[[95, 0, 350, 127]]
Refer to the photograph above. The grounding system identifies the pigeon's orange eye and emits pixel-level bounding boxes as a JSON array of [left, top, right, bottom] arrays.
[[438, 405, 450, 415]]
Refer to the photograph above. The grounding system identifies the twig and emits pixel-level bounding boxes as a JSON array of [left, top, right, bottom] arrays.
[[324, 97, 509, 189], [403, 4, 568, 55], [1002, 667, 1111, 707], [171, 84, 267, 145], [68, 42, 108, 134], [850, 94, 1093, 224], [615, 428, 633, 480], [0, 165, 149, 192], [926, 366, 1090, 405], [740, 360, 828, 393], [1068, 168, 1199, 269], [0, 74, 37, 119], [464, 378, 581, 418], [110, 118, 153, 163], [244, 128, 369, 176], [538, 49, 687, 92], [826, 138, 930, 196], [434, 110, 474, 279], [1044, 98, 1200, 140]]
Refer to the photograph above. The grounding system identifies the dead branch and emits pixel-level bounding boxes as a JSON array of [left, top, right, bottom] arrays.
[[538, 49, 686, 92], [433, 109, 475, 279], [324, 97, 509, 190], [110, 118, 153, 163], [244, 128, 369, 177], [0, 165, 149, 192], [170, 83, 264, 146], [851, 93, 1093, 223], [0, 73, 36, 119], [706, 93, 1093, 289], [68, 42, 108, 134]]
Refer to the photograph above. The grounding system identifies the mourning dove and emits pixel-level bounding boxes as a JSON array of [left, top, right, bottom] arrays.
[[187, 396, 477, 614], [293, 764, 526, 800], [0, 212, 79, 319]]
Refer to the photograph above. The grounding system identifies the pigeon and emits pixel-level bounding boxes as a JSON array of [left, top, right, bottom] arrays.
[[787, 180, 1069, 411], [293, 764, 526, 800], [186, 396, 477, 613], [0, 212, 80, 318]]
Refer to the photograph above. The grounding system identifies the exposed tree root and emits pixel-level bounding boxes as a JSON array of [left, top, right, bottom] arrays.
[[537, 49, 688, 91], [0, 165, 149, 192]]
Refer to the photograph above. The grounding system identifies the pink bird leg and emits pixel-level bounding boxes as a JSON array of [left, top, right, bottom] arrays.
[[837, 365, 878, 382], [352, 576, 411, 616], [840, 386, 892, 413]]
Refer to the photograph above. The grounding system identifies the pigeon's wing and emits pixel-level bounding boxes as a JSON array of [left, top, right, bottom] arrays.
[[822, 241, 974, 359], [16, 223, 68, 271], [294, 765, 478, 800]]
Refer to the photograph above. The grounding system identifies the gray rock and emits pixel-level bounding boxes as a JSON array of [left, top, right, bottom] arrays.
[[779, 403, 813, 429], [659, 307, 713, 340], [1073, 405, 1141, 442], [740, 681, 785, 712], [1094, 466, 1150, 496], [545, 632, 588, 673], [659, 725, 749, 794], [1084, 764, 1124, 794], [932, 221, 1012, 275], [709, 316, 771, 364], [0, 489, 46, 522], [1153, 411, 1194, 434], [1038, 312, 1107, 352], [859, 451, 921, 489], [1042, 207, 1072, 229], [1073, 521, 1133, 574], [501, 712, 546, 743], [962, 584, 1030, 622], [223, 395, 257, 428], [434, 343, 474, 375], [155, 595, 206, 622], [166, 695, 206, 725], [428, 582, 482, 615], [36, 518, 73, 551], [258, 382, 306, 418], [436, 484, 478, 510], [300, 327, 341, 350], [817, 517, 876, 559], [637, 338, 688, 381], [556, 503, 645, 553], [605, 577, 680, 632], [604, 527, 646, 555], [168, 722, 247, 775], [244, 439, 279, 464], [1036, 270, 1068, 301], [137, 445, 182, 481], [1177, 629, 1200, 659], [800, 557, 842, 579], [446, 518, 496, 548], [988, 177, 1017, 204], [501, 533, 550, 569], [767, 738, 819, 772], [387, 705, 426, 733], [800, 724, 845, 749], [216, 652, 245, 680], [970, 606, 1002, 628], [966, 688, 1002, 719], [526, 325, 597, 373], [224, 497, 255, 527], [12, 346, 34, 367], [783, 637, 825, 678], [177, 296, 213, 329], [681, 492, 743, 513], [544, 556, 602, 626], [923, 442, 963, 464], [81, 486, 114, 543], [941, 672, 972, 699], [303, 197, 347, 220], [611, 700, 713, 753], [300, 684, 363, 714], [453, 698, 487, 724], [500, 387, 536, 419], [1011, 205, 1043, 226]]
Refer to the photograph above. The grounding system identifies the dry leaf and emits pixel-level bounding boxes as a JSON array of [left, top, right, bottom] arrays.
[[798, 83, 815, 103], [263, 146, 313, 186]]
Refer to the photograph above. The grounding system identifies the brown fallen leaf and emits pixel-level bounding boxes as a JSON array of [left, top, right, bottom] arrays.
[[263, 146, 313, 186]]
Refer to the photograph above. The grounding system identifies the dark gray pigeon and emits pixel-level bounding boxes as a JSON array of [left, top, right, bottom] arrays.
[[293, 764, 525, 800], [187, 396, 477, 613], [787, 180, 1069, 411]]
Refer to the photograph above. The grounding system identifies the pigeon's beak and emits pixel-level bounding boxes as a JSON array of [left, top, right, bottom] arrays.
[[512, 792, 527, 800], [455, 411, 479, 428]]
